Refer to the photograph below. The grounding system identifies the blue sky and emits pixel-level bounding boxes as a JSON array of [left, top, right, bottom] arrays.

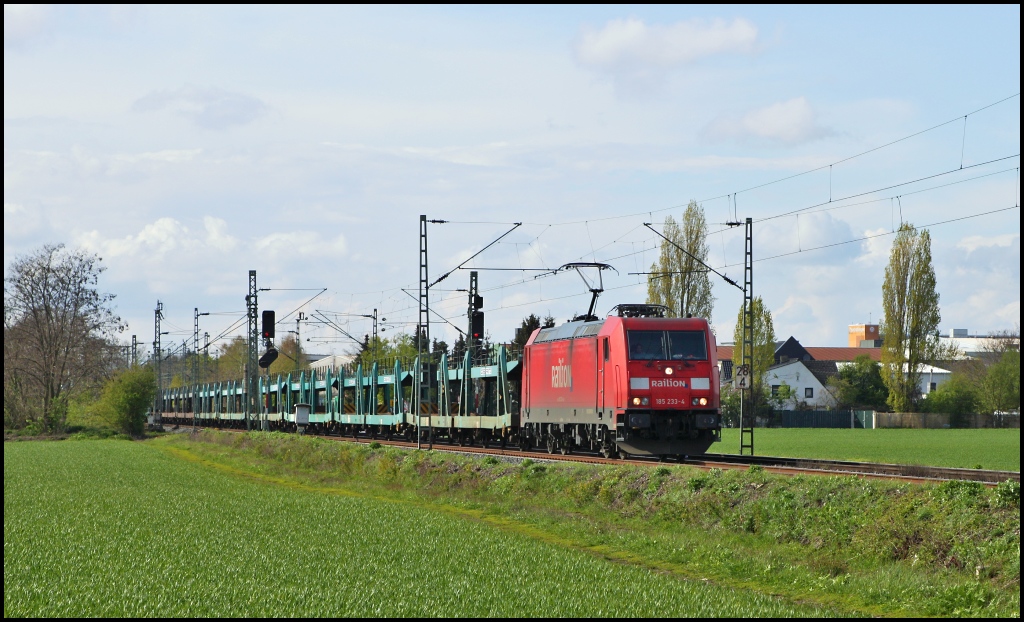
[[4, 5, 1020, 356]]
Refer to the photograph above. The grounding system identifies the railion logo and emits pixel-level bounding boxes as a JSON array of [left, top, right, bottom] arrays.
[[551, 358, 572, 388], [651, 379, 688, 388]]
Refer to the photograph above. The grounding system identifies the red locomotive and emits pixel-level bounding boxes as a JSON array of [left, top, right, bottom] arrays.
[[520, 304, 721, 458]]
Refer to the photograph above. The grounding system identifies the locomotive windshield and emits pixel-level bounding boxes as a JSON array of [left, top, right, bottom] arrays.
[[628, 330, 707, 361], [667, 331, 708, 360]]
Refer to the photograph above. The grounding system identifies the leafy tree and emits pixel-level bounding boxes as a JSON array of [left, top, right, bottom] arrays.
[[827, 355, 888, 410], [881, 224, 941, 412], [432, 338, 450, 358], [732, 296, 776, 409], [982, 349, 1020, 413], [729, 295, 774, 424], [646, 201, 715, 320], [209, 336, 247, 382], [451, 334, 467, 363], [4, 244, 124, 432], [922, 373, 980, 427], [771, 382, 795, 410], [513, 313, 556, 351], [354, 332, 421, 368], [98, 366, 157, 436], [269, 334, 307, 375]]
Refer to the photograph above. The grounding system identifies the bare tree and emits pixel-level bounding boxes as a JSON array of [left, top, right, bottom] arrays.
[[646, 201, 715, 320], [4, 244, 124, 431], [881, 224, 940, 412]]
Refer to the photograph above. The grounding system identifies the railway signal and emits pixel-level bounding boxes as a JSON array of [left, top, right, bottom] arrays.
[[261, 310, 276, 339]]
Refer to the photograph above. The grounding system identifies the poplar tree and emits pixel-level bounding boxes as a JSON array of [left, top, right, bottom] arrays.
[[732, 296, 777, 400], [881, 223, 941, 412], [646, 200, 714, 320]]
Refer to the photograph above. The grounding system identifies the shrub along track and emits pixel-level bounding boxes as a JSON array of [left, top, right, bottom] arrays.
[[166, 424, 1018, 486]]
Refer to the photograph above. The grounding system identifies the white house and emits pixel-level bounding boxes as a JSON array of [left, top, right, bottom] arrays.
[[764, 360, 838, 409], [831, 361, 953, 397]]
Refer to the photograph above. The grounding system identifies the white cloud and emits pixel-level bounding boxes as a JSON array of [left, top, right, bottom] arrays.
[[4, 4, 51, 49], [78, 216, 242, 260], [855, 228, 893, 267], [575, 16, 757, 70], [253, 231, 347, 259], [4, 202, 42, 237], [703, 97, 832, 146], [956, 233, 1019, 253], [132, 85, 269, 130]]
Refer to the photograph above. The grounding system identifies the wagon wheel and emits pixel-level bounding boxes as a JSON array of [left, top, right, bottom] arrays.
[[560, 442, 572, 456]]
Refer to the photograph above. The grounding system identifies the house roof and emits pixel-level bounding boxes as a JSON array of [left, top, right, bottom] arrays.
[[803, 347, 882, 362], [717, 345, 881, 362], [803, 360, 840, 385], [767, 359, 839, 387]]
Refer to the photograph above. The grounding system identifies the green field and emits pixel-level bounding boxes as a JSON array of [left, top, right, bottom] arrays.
[[4, 440, 827, 617], [718, 428, 1020, 472]]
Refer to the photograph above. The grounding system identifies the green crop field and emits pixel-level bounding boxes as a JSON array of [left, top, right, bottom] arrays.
[[717, 428, 1020, 472], [4, 440, 829, 617]]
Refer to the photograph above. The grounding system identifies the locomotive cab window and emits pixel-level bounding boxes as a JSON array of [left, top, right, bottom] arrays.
[[628, 331, 665, 360], [667, 331, 707, 361]]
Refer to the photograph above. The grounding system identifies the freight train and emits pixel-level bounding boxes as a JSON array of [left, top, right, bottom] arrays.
[[158, 304, 722, 458]]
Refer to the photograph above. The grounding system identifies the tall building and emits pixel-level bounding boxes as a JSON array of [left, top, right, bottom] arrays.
[[848, 324, 881, 348]]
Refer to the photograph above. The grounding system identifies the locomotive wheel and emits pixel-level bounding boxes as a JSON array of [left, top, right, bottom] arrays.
[[560, 443, 571, 456], [599, 445, 613, 459], [545, 436, 556, 454]]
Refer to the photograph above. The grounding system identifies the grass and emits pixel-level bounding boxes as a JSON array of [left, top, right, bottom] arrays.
[[4, 439, 831, 617], [717, 428, 1021, 472], [149, 431, 1019, 617]]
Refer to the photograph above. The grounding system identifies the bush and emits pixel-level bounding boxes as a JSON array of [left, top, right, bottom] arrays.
[[993, 480, 1020, 508], [98, 367, 156, 436], [922, 374, 979, 426]]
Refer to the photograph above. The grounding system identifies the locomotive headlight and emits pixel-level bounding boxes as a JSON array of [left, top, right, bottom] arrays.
[[632, 397, 641, 406], [699, 397, 708, 406], [665, 367, 673, 375], [632, 397, 649, 406], [642, 397, 649, 406]]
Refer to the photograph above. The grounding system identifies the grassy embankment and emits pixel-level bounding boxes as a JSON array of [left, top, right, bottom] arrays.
[[718, 428, 1021, 472], [6, 433, 1020, 616], [175, 433, 1014, 615], [4, 439, 834, 617]]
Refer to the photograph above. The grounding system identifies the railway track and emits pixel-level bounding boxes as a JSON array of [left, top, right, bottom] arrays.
[[167, 423, 1019, 486]]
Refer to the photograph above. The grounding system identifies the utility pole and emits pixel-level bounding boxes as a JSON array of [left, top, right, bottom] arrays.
[[131, 335, 138, 367], [467, 271, 479, 360], [153, 301, 164, 419], [193, 308, 209, 428], [294, 312, 307, 371], [417, 215, 430, 450], [372, 308, 379, 346], [245, 271, 259, 432], [739, 217, 754, 456]]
